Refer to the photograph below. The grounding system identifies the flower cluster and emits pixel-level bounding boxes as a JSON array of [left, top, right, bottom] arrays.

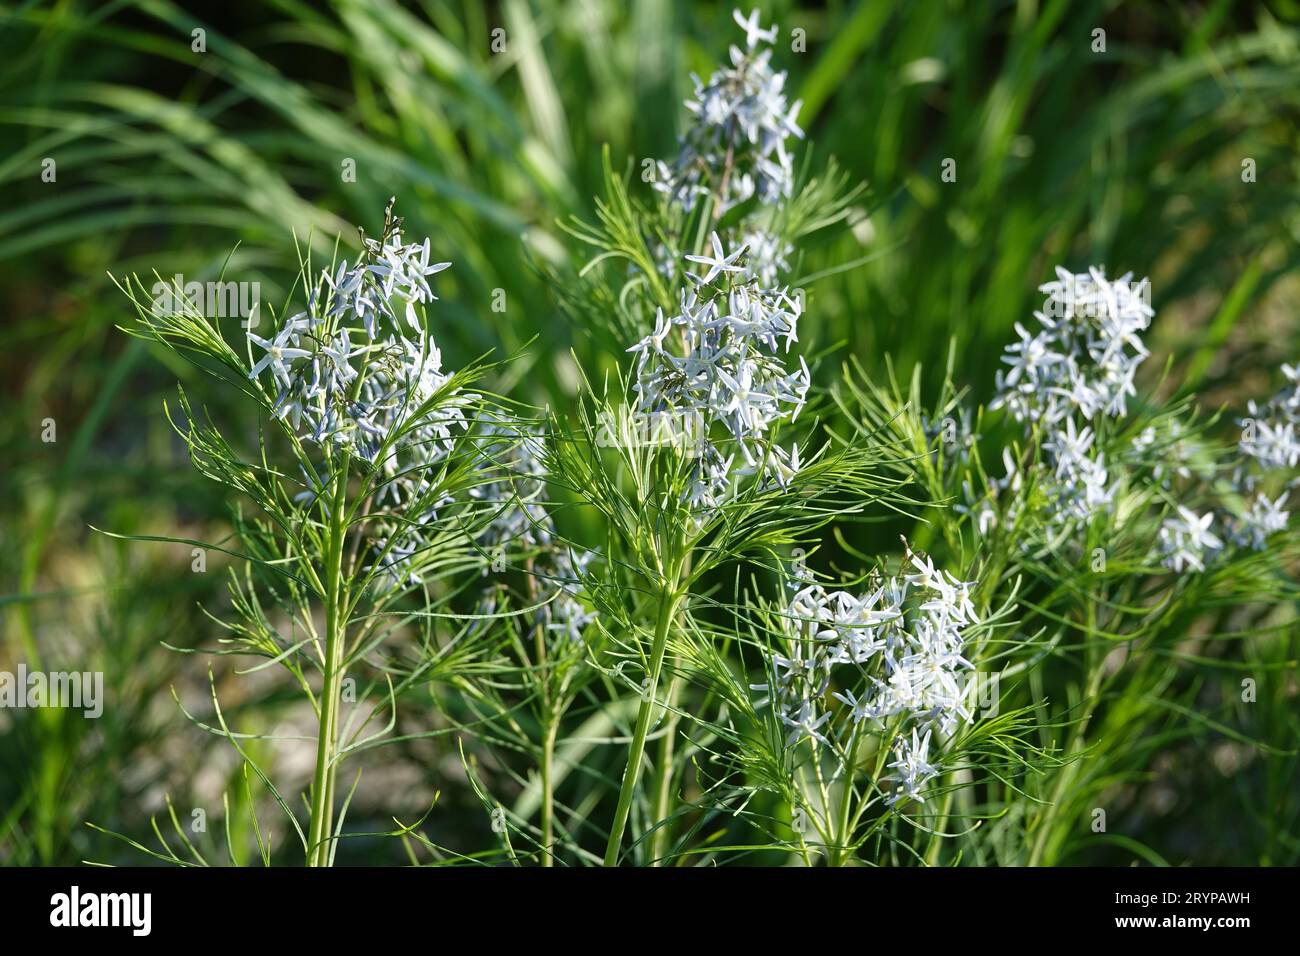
[[754, 553, 977, 804], [988, 266, 1154, 525], [248, 213, 468, 470], [976, 266, 1295, 569], [1143, 363, 1299, 568], [654, 9, 803, 216], [247, 203, 476, 584], [1218, 363, 1300, 550], [1231, 491, 1290, 551], [992, 267, 1153, 426], [627, 232, 809, 514], [1240, 364, 1300, 471]]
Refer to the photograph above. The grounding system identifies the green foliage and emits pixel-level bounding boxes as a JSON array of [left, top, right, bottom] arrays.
[[2, 1, 1297, 867]]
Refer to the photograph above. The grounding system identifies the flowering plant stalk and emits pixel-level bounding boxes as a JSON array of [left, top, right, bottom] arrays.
[[834, 265, 1300, 864], [542, 346, 896, 865], [531, 9, 892, 866], [109, 201, 514, 865]]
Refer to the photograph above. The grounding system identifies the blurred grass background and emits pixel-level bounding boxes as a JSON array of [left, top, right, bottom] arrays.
[[1, 0, 1298, 864]]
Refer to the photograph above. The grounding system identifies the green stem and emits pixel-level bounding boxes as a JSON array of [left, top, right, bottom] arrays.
[[830, 726, 860, 866], [540, 714, 558, 867], [603, 586, 682, 867], [306, 459, 349, 867], [648, 676, 681, 865]]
